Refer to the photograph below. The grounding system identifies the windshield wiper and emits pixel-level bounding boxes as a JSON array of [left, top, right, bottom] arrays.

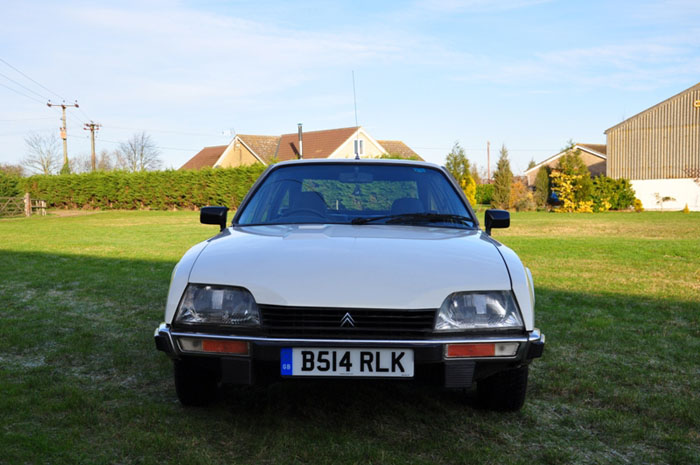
[[351, 212, 473, 226]]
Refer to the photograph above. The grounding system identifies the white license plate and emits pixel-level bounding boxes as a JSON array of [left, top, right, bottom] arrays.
[[280, 348, 414, 377]]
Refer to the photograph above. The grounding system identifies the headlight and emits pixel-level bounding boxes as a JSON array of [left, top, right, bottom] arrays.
[[435, 291, 523, 331], [175, 284, 260, 326]]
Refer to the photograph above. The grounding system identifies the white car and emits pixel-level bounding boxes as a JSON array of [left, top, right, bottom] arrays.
[[155, 159, 544, 410]]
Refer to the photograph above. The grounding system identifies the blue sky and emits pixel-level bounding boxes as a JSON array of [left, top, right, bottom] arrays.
[[1, 0, 699, 174]]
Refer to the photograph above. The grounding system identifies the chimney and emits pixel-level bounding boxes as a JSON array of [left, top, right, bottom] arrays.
[[297, 123, 303, 159]]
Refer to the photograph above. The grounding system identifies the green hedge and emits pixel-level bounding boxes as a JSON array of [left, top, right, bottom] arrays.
[[20, 165, 267, 210], [0, 172, 21, 197]]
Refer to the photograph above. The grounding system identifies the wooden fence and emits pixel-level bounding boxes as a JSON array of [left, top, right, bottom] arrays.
[[0, 194, 46, 217]]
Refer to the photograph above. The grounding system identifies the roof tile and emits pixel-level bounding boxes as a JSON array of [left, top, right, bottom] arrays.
[[179, 145, 227, 170], [277, 127, 358, 161]]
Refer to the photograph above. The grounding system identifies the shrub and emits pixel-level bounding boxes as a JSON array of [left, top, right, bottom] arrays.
[[591, 176, 636, 211], [462, 175, 477, 206], [683, 204, 690, 213], [476, 184, 494, 205], [550, 171, 593, 213], [19, 165, 267, 210], [509, 180, 536, 211], [634, 198, 644, 212]]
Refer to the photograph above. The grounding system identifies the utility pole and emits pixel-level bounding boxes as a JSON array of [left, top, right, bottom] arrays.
[[47, 100, 79, 169], [83, 121, 101, 171], [487, 141, 491, 183]]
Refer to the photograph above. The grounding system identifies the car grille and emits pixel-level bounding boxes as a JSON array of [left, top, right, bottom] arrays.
[[259, 305, 437, 339]]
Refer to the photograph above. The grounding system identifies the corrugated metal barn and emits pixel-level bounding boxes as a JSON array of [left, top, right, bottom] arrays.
[[605, 82, 700, 210]]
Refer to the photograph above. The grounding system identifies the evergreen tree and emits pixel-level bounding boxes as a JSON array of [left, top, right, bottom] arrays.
[[533, 166, 550, 209], [491, 144, 512, 209], [444, 142, 476, 205], [556, 147, 592, 203], [470, 163, 481, 185]]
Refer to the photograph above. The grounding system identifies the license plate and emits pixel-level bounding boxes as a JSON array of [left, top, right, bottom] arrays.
[[280, 348, 414, 377]]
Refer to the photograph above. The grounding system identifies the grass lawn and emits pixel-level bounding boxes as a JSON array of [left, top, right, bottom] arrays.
[[1, 210, 699, 464]]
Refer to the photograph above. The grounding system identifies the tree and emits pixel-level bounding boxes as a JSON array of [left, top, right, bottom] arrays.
[[491, 144, 513, 209], [22, 133, 61, 175], [533, 166, 550, 209], [69, 154, 93, 174], [0, 163, 24, 177], [96, 149, 116, 171], [527, 158, 537, 170], [444, 142, 476, 205], [115, 132, 162, 172], [556, 147, 592, 203], [470, 163, 481, 185]]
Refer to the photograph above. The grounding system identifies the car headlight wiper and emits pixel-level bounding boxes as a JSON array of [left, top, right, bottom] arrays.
[[352, 212, 473, 226]]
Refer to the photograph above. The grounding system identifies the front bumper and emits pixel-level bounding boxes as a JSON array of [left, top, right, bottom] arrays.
[[154, 323, 545, 388]]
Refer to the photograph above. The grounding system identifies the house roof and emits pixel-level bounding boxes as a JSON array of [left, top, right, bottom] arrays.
[[376, 140, 424, 161], [277, 126, 359, 161], [237, 134, 280, 163], [180, 145, 228, 170], [604, 81, 700, 134], [524, 143, 607, 174], [181, 126, 421, 169], [576, 143, 606, 156]]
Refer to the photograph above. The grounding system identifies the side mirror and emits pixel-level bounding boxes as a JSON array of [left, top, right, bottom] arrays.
[[200, 206, 229, 231], [484, 209, 509, 236]]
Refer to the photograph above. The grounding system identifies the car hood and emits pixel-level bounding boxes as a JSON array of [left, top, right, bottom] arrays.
[[188, 224, 511, 309]]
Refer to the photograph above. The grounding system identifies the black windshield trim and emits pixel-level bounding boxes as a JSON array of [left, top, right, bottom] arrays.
[[235, 222, 475, 230], [351, 212, 474, 227]]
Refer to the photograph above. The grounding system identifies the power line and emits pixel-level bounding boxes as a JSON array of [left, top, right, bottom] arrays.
[[0, 82, 46, 105], [77, 106, 93, 122], [0, 56, 66, 101], [67, 134, 199, 152], [0, 71, 50, 100], [0, 117, 54, 122], [103, 124, 227, 138]]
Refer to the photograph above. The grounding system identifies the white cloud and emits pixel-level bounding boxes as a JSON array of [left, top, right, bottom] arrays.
[[450, 34, 700, 91]]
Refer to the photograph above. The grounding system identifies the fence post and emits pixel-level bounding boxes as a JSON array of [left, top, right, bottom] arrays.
[[24, 193, 31, 217]]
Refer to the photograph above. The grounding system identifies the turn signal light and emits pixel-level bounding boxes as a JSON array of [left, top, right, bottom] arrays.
[[179, 337, 249, 355], [202, 339, 249, 354], [446, 342, 518, 358]]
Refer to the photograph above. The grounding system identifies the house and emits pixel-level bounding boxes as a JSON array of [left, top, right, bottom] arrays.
[[605, 82, 700, 211], [523, 143, 607, 186], [180, 126, 422, 170]]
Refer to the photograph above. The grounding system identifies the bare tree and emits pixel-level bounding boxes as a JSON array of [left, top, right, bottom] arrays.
[[70, 154, 93, 174], [115, 132, 162, 172], [22, 133, 61, 175], [0, 163, 25, 177], [96, 149, 116, 171]]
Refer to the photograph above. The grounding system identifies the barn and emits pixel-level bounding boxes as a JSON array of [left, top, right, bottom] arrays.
[[605, 82, 700, 211]]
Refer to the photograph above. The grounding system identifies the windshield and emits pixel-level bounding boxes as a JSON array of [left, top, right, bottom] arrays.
[[236, 163, 475, 229]]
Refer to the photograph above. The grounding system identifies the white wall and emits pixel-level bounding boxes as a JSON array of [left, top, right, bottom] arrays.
[[631, 178, 700, 211]]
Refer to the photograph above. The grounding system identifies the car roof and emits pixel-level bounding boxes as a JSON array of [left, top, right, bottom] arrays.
[[273, 158, 443, 170]]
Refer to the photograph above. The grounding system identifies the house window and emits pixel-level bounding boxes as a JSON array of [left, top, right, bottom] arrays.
[[354, 139, 364, 156]]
